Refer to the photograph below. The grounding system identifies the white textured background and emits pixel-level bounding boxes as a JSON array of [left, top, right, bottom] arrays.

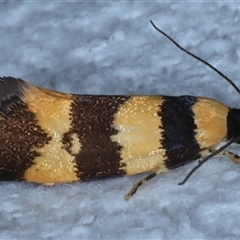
[[1, 2, 240, 239]]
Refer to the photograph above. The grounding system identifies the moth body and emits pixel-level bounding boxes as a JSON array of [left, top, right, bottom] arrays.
[[1, 77, 240, 199]]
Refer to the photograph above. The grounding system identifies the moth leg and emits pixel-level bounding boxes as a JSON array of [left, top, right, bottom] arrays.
[[124, 149, 213, 200], [124, 172, 157, 201], [200, 148, 240, 164], [124, 149, 240, 200], [222, 150, 240, 164]]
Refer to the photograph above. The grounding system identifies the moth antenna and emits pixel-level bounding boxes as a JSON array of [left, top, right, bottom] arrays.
[[178, 135, 240, 185], [150, 20, 240, 95]]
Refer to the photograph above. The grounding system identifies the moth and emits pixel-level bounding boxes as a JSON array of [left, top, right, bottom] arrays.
[[1, 21, 240, 200]]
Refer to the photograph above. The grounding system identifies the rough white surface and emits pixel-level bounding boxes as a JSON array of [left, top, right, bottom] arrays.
[[1, 2, 240, 239]]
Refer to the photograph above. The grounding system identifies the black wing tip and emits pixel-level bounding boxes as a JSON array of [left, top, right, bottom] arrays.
[[0, 76, 27, 97], [0, 76, 28, 115], [0, 76, 25, 84]]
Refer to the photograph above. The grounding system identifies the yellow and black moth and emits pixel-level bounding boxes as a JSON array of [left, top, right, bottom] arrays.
[[1, 21, 240, 200]]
